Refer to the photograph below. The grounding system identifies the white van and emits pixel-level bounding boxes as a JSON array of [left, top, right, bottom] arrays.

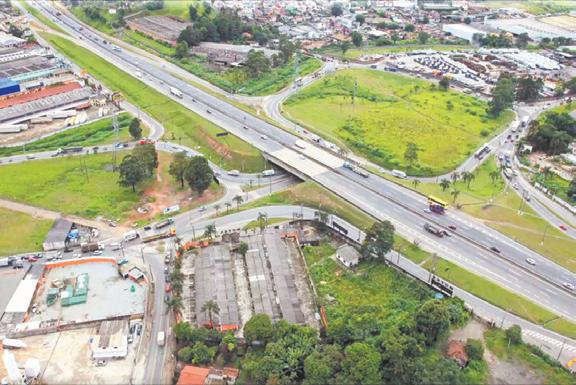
[[110, 242, 122, 251], [392, 169, 407, 179], [123, 230, 139, 242], [262, 169, 275, 177], [227, 170, 240, 176]]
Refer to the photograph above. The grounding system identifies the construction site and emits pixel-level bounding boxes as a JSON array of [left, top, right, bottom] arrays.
[[0, 258, 149, 384], [180, 229, 318, 334]]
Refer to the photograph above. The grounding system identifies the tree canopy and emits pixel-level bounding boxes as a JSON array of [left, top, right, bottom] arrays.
[[361, 221, 395, 259], [185, 156, 214, 195]]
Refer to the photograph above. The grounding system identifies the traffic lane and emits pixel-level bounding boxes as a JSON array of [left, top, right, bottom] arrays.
[[40, 3, 576, 296], [312, 171, 576, 319]]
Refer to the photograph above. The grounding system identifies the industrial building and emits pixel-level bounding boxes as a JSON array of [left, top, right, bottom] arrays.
[[485, 17, 576, 41], [0, 31, 25, 48], [192, 42, 280, 68], [0, 77, 19, 96], [125, 15, 191, 46], [442, 23, 486, 43], [0, 54, 68, 84]]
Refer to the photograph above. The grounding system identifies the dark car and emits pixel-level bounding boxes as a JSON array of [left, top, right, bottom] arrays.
[[490, 246, 501, 254], [164, 294, 171, 303], [136, 324, 143, 335], [448, 225, 457, 231]]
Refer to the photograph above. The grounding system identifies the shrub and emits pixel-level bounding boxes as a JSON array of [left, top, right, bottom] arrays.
[[505, 325, 522, 345], [465, 339, 484, 361]]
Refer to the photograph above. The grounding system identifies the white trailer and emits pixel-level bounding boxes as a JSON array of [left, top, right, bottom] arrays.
[[170, 87, 183, 98], [157, 331, 165, 347]]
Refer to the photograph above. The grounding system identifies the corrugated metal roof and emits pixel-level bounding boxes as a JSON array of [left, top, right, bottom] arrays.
[[5, 279, 38, 313]]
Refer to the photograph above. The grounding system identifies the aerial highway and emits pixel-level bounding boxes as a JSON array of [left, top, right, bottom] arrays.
[[25, 0, 576, 321]]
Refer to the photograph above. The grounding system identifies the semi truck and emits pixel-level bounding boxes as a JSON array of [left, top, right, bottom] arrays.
[[154, 218, 174, 230], [170, 87, 183, 98], [157, 331, 165, 347], [343, 162, 370, 178], [80, 242, 102, 253], [142, 228, 176, 243]]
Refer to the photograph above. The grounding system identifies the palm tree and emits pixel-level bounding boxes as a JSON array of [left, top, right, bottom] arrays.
[[439, 179, 451, 192], [204, 223, 216, 239], [213, 204, 221, 215], [201, 300, 220, 328], [257, 212, 268, 233], [466, 173, 476, 189], [412, 179, 420, 189], [233, 195, 244, 210], [460, 171, 472, 186], [171, 280, 183, 295], [451, 172, 460, 182], [451, 189, 461, 203], [225, 202, 232, 213], [489, 170, 500, 185], [542, 166, 552, 181], [171, 269, 184, 284], [166, 297, 183, 314]]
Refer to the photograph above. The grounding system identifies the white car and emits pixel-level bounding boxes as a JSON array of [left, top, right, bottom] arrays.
[[563, 282, 575, 291], [260, 135, 268, 140], [525, 258, 536, 266], [92, 250, 103, 256]]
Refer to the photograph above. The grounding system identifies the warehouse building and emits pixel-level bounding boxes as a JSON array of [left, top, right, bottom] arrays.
[[0, 78, 20, 97], [0, 55, 68, 83], [442, 23, 486, 43], [485, 18, 576, 41]]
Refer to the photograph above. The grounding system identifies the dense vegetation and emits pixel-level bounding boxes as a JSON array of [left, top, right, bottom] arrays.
[[528, 111, 576, 155]]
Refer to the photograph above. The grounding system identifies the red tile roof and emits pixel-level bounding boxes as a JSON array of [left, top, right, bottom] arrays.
[[0, 82, 81, 109], [177, 366, 211, 385]]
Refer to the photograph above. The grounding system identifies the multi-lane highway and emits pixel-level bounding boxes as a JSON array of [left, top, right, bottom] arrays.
[[24, 0, 576, 309]]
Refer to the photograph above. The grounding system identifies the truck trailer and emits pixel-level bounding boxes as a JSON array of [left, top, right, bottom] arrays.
[[170, 87, 183, 98], [142, 228, 176, 243]]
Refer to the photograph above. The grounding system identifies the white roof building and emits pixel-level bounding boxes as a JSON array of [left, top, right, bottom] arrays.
[[0, 32, 25, 48], [5, 279, 39, 314], [442, 24, 486, 43]]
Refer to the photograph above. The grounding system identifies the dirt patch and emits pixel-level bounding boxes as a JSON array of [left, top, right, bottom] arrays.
[[204, 133, 232, 160], [124, 152, 223, 225]]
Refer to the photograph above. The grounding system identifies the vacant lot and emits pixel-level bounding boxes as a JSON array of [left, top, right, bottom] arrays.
[[41, 32, 265, 172], [284, 69, 514, 175], [0, 113, 139, 158], [0, 207, 53, 256]]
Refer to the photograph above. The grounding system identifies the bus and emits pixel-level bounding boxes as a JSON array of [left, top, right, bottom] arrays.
[[474, 144, 491, 159], [427, 195, 448, 214]]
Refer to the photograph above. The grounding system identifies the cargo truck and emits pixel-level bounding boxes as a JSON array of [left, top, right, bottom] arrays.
[[142, 228, 176, 243], [170, 87, 183, 98], [154, 218, 174, 230], [157, 331, 165, 347], [423, 223, 446, 237], [80, 242, 101, 253]]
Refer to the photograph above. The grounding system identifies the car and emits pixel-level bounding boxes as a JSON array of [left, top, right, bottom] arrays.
[[563, 282, 575, 290], [559, 224, 567, 231], [512, 183, 519, 190], [73, 253, 81, 258], [128, 335, 134, 344], [489, 246, 501, 254], [260, 135, 268, 140], [92, 250, 103, 256], [136, 324, 143, 335], [165, 283, 172, 293], [164, 266, 169, 274], [164, 294, 171, 303], [206, 109, 212, 114], [448, 225, 457, 231], [130, 325, 136, 334], [423, 208, 431, 213], [96, 360, 107, 367], [143, 225, 152, 231], [13, 262, 23, 269], [525, 258, 536, 266], [199, 205, 207, 212], [28, 257, 38, 263], [243, 126, 248, 130]]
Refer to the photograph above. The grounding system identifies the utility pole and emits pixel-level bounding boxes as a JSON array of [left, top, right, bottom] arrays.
[[352, 80, 358, 106], [112, 113, 119, 171]]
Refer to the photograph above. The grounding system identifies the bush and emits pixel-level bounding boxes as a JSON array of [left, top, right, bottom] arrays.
[[177, 346, 194, 362], [506, 325, 522, 345], [465, 339, 484, 361], [480, 129, 490, 137]]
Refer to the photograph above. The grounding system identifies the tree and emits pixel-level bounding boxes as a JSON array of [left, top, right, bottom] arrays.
[[185, 156, 214, 195], [233, 194, 243, 209], [213, 203, 221, 215], [166, 297, 183, 313], [404, 23, 415, 32], [568, 178, 576, 200], [331, 3, 343, 16], [391, 32, 399, 44], [189, 5, 198, 21], [201, 299, 220, 327], [464, 16, 472, 24], [440, 179, 451, 192], [465, 339, 484, 361], [133, 143, 158, 176], [221, 331, 237, 357], [118, 155, 146, 192], [355, 14, 365, 25], [489, 170, 500, 185], [516, 32, 529, 49], [506, 325, 522, 345], [225, 202, 232, 213], [351, 31, 363, 47], [238, 241, 249, 257], [450, 189, 461, 203], [245, 50, 271, 77], [337, 342, 382, 385], [340, 41, 351, 56], [567, 77, 576, 94], [303, 344, 344, 385], [415, 300, 451, 346], [257, 211, 268, 232], [173, 321, 193, 342], [203, 223, 216, 239], [169, 152, 189, 188], [8, 24, 23, 38], [404, 142, 419, 167], [191, 342, 213, 365], [244, 313, 274, 343], [412, 179, 420, 189], [516, 76, 543, 102], [489, 74, 515, 116], [460, 171, 472, 188], [278, 37, 296, 64], [418, 31, 430, 44], [439, 76, 450, 91], [360, 220, 395, 260], [178, 346, 194, 362], [128, 118, 142, 140], [175, 40, 189, 58]]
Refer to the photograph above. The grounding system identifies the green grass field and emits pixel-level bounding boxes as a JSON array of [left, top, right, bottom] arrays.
[[122, 29, 176, 57], [283, 69, 514, 176], [40, 32, 265, 172], [485, 329, 575, 385], [0, 152, 143, 220], [70, 7, 117, 35], [0, 207, 53, 256], [321, 44, 472, 59], [480, 0, 576, 14], [0, 113, 141, 158]]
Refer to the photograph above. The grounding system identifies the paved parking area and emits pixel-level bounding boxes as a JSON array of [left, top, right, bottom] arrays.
[[0, 267, 26, 320]]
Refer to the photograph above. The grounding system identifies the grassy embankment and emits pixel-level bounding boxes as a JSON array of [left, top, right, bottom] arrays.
[[240, 180, 576, 338], [40, 32, 265, 172], [0, 207, 53, 256], [0, 113, 142, 157], [283, 69, 514, 176], [21, 2, 68, 34]]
